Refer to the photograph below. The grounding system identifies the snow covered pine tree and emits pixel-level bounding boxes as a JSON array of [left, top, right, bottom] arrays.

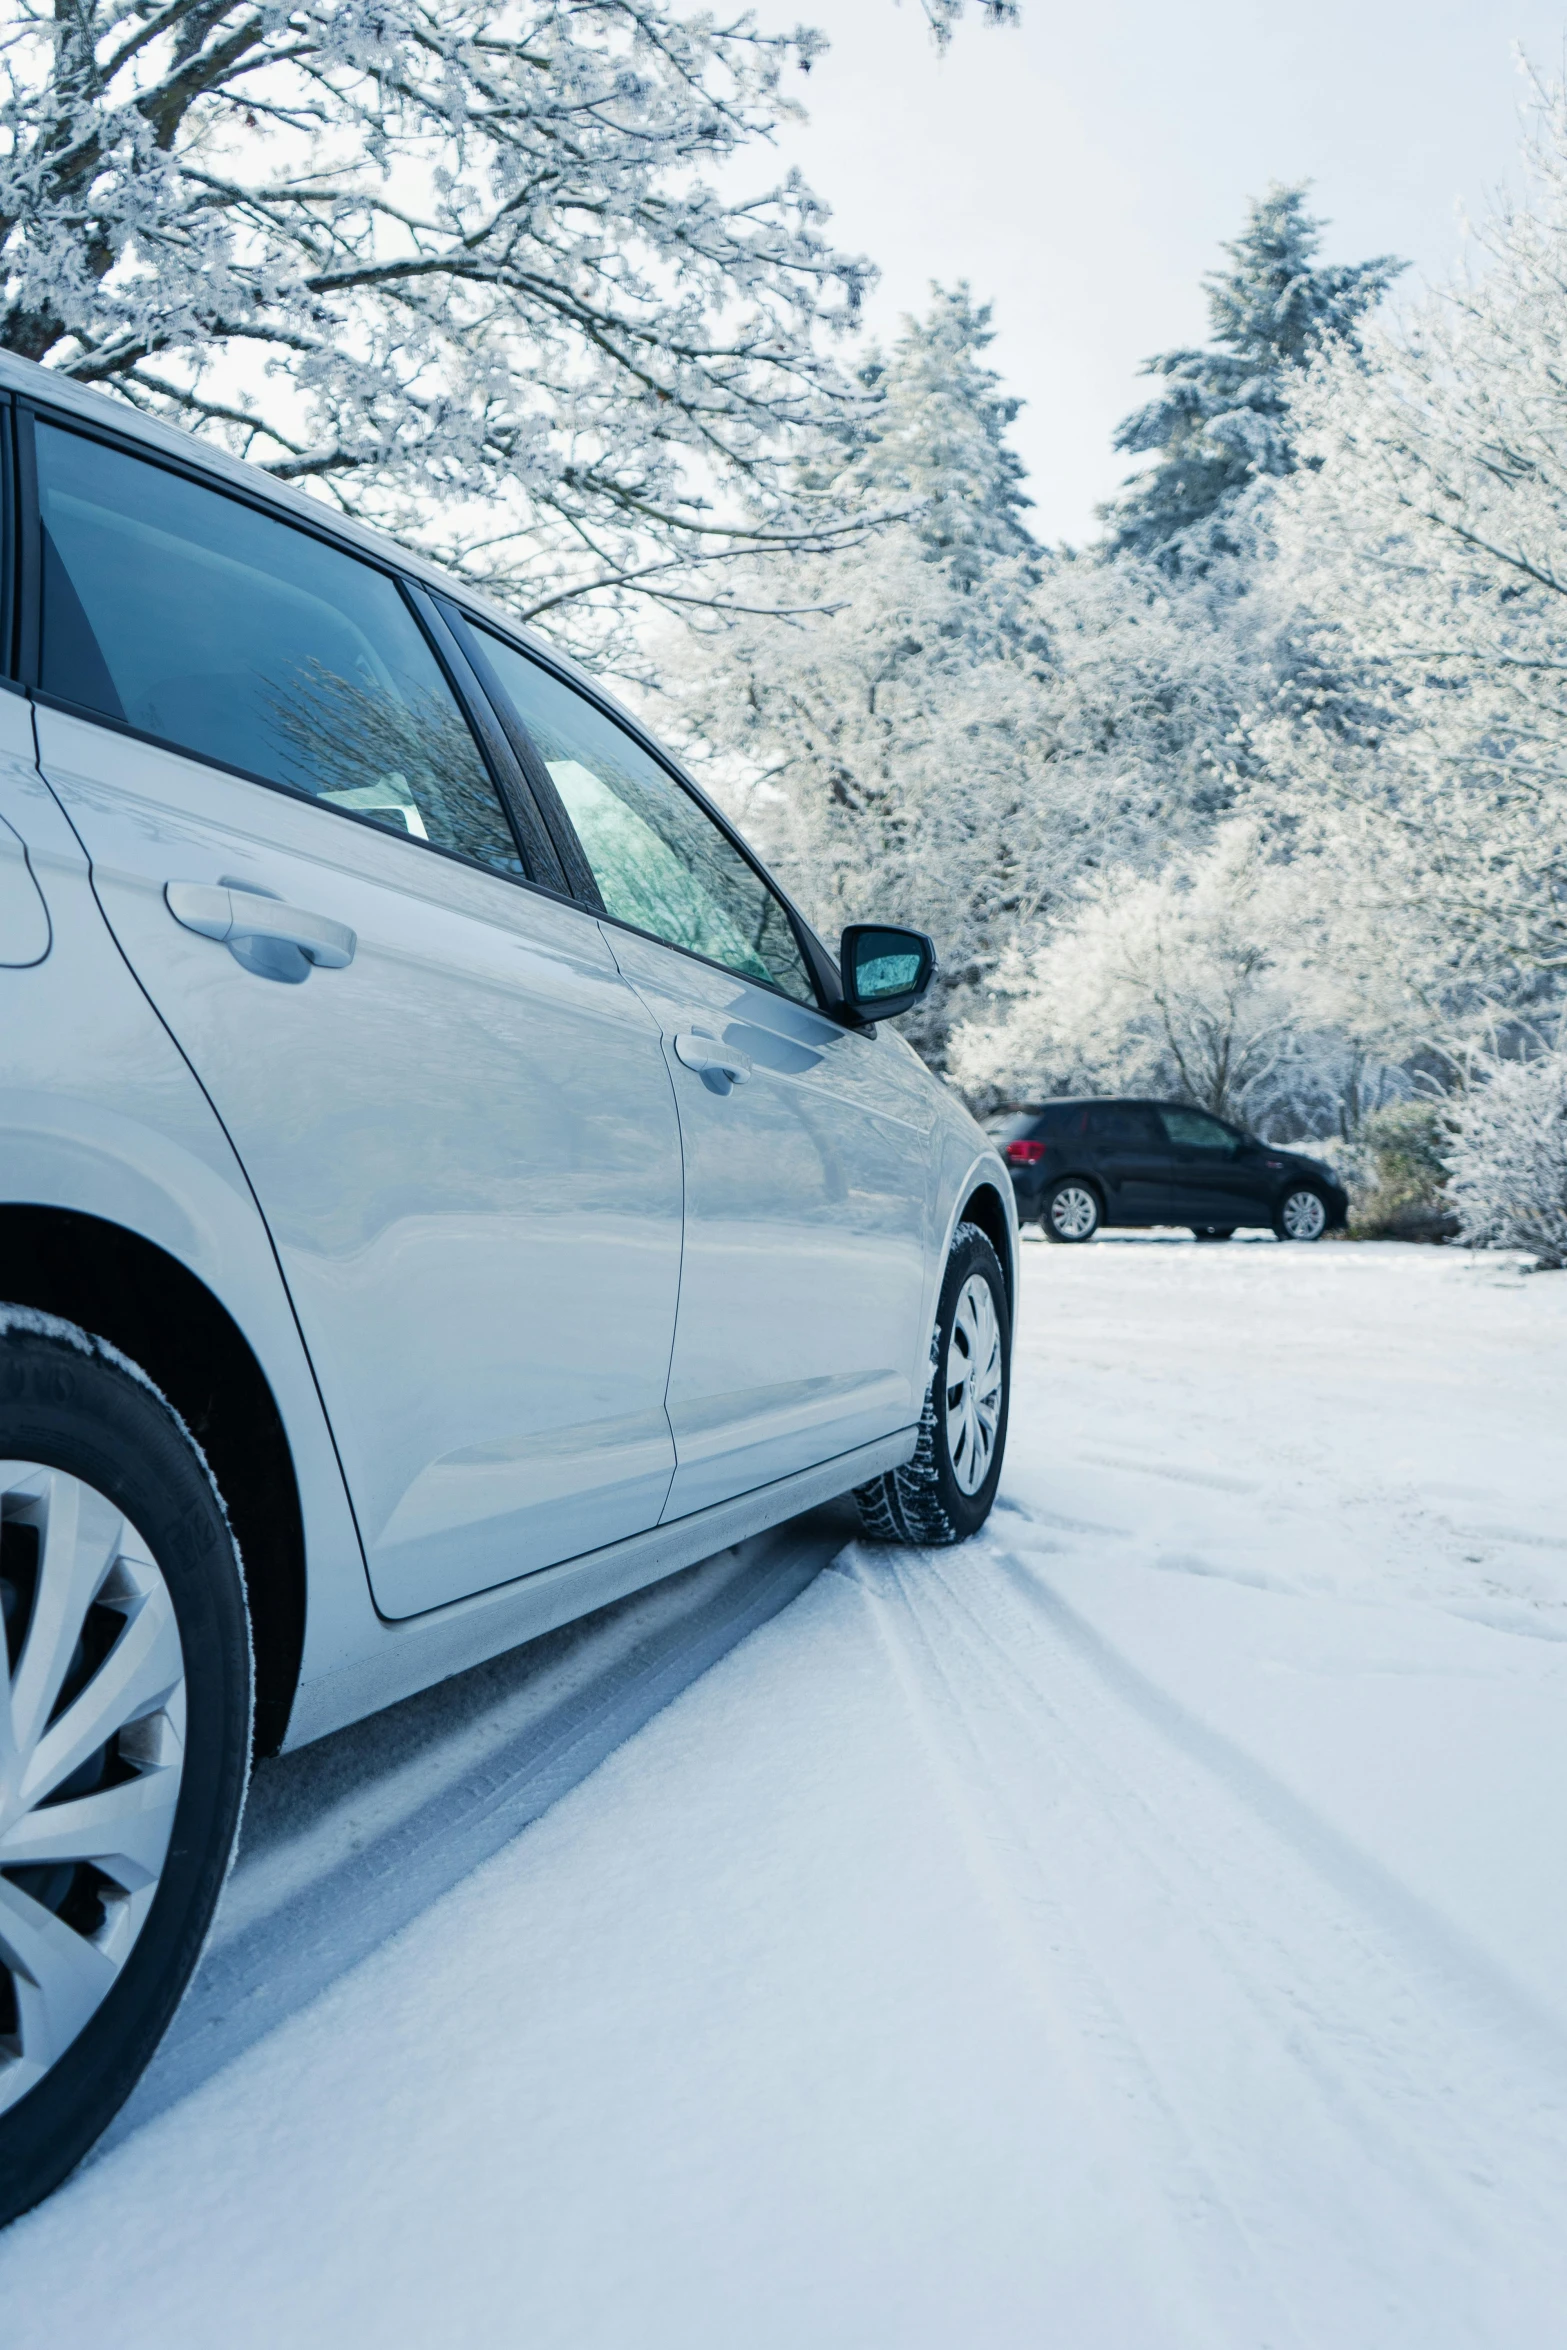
[[1102, 185, 1401, 567]]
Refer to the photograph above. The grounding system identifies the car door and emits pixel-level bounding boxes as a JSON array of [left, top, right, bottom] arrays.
[[1154, 1106, 1263, 1225], [26, 414, 683, 1619], [463, 625, 936, 1519], [1086, 1102, 1180, 1222]]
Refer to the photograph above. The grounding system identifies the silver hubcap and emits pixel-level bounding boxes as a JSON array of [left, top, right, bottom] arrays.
[[1050, 1183, 1098, 1240], [0, 1466, 186, 2116], [944, 1275, 1004, 1496], [1281, 1189, 1326, 1241]]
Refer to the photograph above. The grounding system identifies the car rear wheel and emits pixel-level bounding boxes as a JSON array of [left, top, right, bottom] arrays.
[[0, 1313, 251, 2229], [1044, 1180, 1100, 1244], [1274, 1187, 1328, 1242], [855, 1222, 1010, 1546]]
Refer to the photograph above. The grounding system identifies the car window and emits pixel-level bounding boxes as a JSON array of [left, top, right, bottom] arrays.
[[35, 423, 524, 877], [1089, 1104, 1163, 1148], [471, 628, 818, 1007], [985, 1111, 1045, 1143], [1158, 1107, 1241, 1156]]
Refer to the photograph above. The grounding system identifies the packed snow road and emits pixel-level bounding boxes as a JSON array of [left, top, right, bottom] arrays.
[[5, 1237, 1567, 2347]]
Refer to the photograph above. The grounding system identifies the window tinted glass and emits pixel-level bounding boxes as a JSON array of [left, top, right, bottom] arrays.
[[986, 1105, 1086, 1143], [36, 424, 523, 876], [474, 629, 816, 1006], [1089, 1104, 1163, 1148], [1158, 1107, 1240, 1155]]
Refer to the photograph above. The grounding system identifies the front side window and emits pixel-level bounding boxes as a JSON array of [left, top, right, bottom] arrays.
[[1158, 1107, 1241, 1156], [473, 628, 817, 1006], [35, 423, 524, 877]]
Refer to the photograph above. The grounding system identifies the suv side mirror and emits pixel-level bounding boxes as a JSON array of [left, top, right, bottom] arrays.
[[840, 924, 937, 1021]]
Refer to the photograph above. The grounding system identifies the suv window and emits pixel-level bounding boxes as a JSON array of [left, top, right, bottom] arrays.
[[1089, 1103, 1163, 1148], [985, 1111, 1045, 1144], [472, 627, 817, 1007], [1158, 1107, 1241, 1156], [35, 423, 524, 876]]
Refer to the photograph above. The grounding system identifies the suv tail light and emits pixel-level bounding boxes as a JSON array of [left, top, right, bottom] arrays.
[[1004, 1140, 1048, 1165]]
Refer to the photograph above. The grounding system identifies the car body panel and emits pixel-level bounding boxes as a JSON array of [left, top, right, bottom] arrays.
[[0, 695, 372, 1680], [0, 347, 1018, 1756], [36, 702, 688, 1620], [604, 923, 938, 1517]]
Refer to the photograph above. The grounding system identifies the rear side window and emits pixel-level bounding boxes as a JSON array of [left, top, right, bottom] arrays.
[[473, 626, 817, 1006], [985, 1111, 1044, 1144], [987, 1106, 1086, 1144], [1158, 1107, 1241, 1156], [1089, 1104, 1164, 1148], [34, 423, 524, 877]]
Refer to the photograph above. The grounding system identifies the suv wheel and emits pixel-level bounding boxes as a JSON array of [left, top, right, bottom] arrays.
[[0, 1313, 251, 2229], [855, 1222, 1010, 1546], [1044, 1180, 1100, 1244], [1274, 1187, 1328, 1243]]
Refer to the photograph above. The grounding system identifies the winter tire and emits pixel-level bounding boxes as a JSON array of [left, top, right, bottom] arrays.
[[0, 1312, 251, 2230], [1274, 1187, 1328, 1243], [1191, 1227, 1235, 1242], [1043, 1180, 1100, 1244], [854, 1222, 1010, 1546]]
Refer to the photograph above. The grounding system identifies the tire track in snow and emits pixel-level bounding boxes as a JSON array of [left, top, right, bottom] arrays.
[[837, 1534, 1567, 2348], [96, 1515, 847, 2160]]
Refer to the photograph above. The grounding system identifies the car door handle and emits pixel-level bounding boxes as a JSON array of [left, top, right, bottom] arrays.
[[672, 1028, 753, 1084], [165, 882, 357, 970]]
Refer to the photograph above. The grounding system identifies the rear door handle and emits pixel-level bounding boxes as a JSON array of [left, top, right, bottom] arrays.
[[165, 882, 357, 970], [672, 1027, 753, 1084]]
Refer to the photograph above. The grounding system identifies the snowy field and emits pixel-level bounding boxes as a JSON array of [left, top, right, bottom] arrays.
[[6, 1236, 1567, 2348]]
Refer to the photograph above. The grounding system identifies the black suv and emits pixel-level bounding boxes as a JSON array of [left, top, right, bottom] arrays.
[[987, 1100, 1349, 1244]]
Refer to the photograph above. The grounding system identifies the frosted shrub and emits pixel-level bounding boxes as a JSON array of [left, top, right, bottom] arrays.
[[1352, 1102, 1456, 1241], [1446, 1057, 1567, 1269]]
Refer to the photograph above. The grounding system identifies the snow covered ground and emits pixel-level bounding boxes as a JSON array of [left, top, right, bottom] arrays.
[[7, 1235, 1567, 2347]]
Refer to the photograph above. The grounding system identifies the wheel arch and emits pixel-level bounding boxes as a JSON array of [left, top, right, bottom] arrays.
[[953, 1176, 1016, 1319], [0, 1205, 305, 1755]]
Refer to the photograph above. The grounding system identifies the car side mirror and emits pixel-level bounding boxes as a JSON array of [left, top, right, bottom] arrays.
[[839, 924, 937, 1021]]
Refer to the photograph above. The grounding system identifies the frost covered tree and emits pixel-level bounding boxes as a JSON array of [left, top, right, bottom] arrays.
[[668, 287, 1266, 1062], [950, 820, 1373, 1129], [1103, 186, 1401, 566], [667, 287, 1052, 1057], [1264, 78, 1567, 1042], [0, 1, 926, 642], [1446, 1053, 1567, 1269]]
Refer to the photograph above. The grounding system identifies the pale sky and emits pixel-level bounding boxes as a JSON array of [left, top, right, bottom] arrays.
[[749, 0, 1567, 544]]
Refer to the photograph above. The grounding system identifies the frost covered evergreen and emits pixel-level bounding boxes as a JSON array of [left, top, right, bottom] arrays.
[[1103, 187, 1401, 567], [1446, 1056, 1567, 1270]]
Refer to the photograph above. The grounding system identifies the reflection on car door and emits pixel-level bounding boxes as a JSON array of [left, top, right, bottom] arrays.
[[466, 630, 936, 1518], [29, 419, 684, 1619]]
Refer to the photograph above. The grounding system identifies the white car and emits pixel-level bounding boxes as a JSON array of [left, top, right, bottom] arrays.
[[0, 351, 1015, 2219]]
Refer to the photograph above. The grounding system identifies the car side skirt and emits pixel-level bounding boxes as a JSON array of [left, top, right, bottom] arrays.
[[282, 1423, 918, 1750]]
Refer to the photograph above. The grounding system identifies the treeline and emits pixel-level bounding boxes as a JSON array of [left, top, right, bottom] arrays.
[[667, 94, 1567, 1264]]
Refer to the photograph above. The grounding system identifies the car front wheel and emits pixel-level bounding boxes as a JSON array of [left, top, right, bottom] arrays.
[[1274, 1187, 1328, 1242], [855, 1222, 1010, 1546], [0, 1312, 251, 2229], [1044, 1180, 1100, 1244]]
